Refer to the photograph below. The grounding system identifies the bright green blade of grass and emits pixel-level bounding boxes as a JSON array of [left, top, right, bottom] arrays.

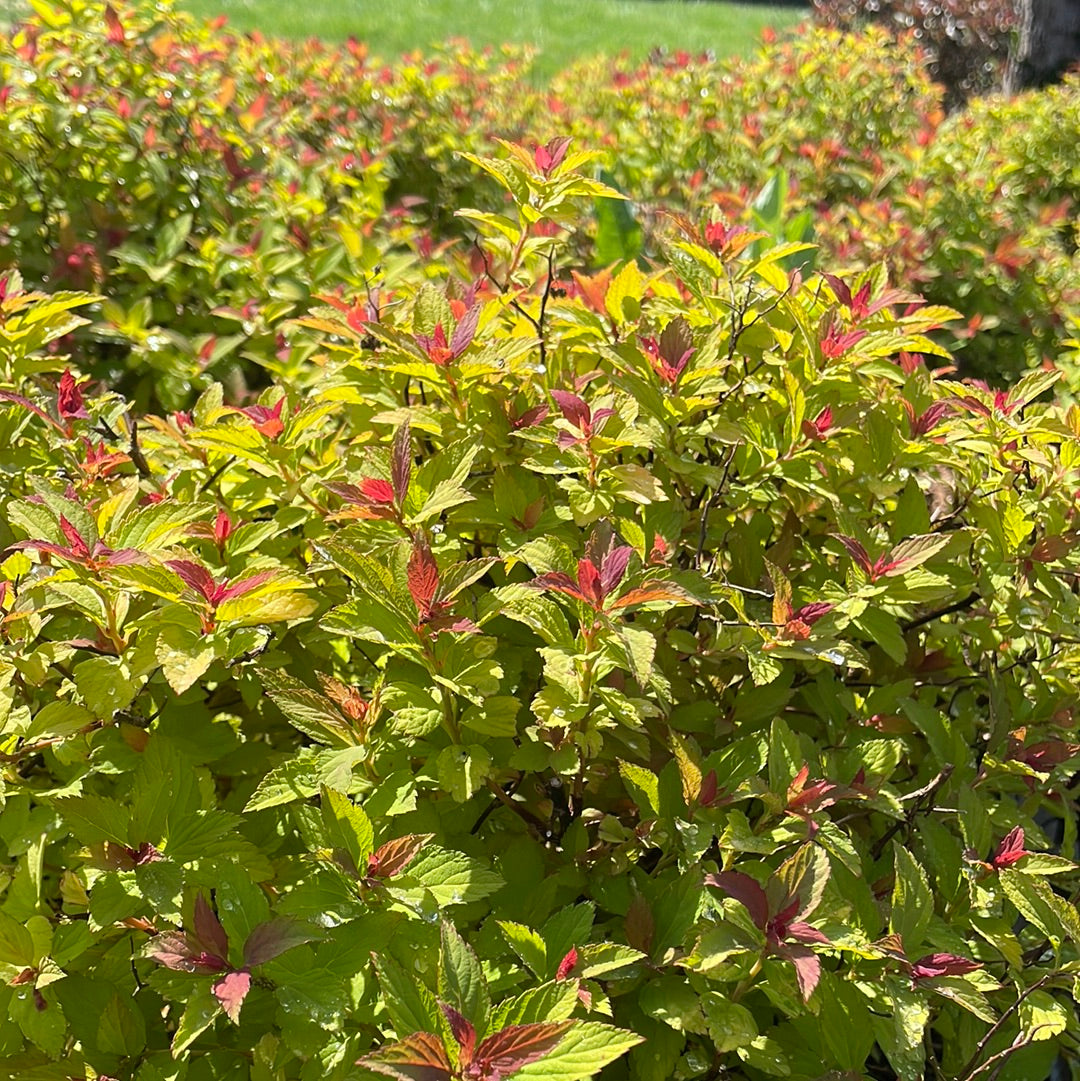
[[179, 0, 806, 80]]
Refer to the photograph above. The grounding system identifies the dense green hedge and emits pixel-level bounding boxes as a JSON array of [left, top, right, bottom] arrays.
[[3, 125, 1080, 1080]]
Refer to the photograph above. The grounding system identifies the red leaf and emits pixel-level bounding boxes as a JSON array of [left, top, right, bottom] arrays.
[[624, 893, 655, 955], [534, 136, 572, 175], [475, 1021, 574, 1079], [1012, 740, 1080, 772], [235, 400, 285, 439], [705, 871, 769, 931], [166, 559, 217, 603], [439, 1002, 476, 1061], [449, 303, 480, 358], [783, 944, 822, 1001], [391, 422, 412, 504], [832, 535, 873, 575], [367, 834, 433, 879], [511, 403, 549, 430], [787, 921, 831, 946], [550, 390, 590, 430], [528, 571, 586, 602], [599, 545, 633, 597], [146, 932, 227, 973], [104, 4, 126, 44], [357, 1031, 453, 1081], [407, 540, 440, 619], [216, 569, 276, 604], [607, 584, 695, 611], [791, 602, 833, 626], [58, 516, 90, 558], [57, 369, 89, 420], [576, 558, 604, 607], [990, 826, 1029, 870], [324, 479, 397, 518], [362, 477, 398, 505], [1031, 535, 1073, 563], [911, 953, 981, 980], [212, 969, 251, 1023], [242, 918, 317, 967], [698, 769, 719, 807], [822, 272, 853, 308], [213, 509, 233, 547], [193, 893, 229, 962], [104, 547, 147, 567], [910, 400, 952, 437], [555, 947, 579, 981]]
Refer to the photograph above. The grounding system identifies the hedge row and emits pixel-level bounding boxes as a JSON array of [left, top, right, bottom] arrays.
[[0, 1, 1077, 406]]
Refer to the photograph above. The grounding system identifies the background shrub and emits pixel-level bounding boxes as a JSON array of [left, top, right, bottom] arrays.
[[810, 0, 1016, 106], [4, 1, 1078, 394]]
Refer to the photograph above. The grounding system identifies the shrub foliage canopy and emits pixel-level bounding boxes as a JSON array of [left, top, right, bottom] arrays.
[[3, 4, 1080, 1081]]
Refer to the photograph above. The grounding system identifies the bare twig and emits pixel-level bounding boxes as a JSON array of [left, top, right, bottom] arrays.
[[870, 765, 954, 860], [696, 445, 737, 570], [955, 973, 1065, 1081]]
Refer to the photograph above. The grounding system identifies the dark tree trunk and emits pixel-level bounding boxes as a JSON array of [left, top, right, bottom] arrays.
[[1006, 0, 1080, 91]]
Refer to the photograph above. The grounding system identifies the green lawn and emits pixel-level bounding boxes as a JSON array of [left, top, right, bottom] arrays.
[[178, 0, 807, 80]]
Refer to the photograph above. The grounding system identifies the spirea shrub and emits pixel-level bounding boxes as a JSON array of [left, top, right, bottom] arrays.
[[8, 0, 1080, 399], [3, 137, 1080, 1081]]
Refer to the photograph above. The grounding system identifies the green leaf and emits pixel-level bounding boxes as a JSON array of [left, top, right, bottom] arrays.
[[577, 942, 646, 979], [494, 585, 576, 647], [0, 909, 35, 966], [96, 991, 147, 1057], [594, 170, 643, 267], [112, 500, 210, 553], [853, 607, 908, 666], [614, 625, 656, 686], [640, 974, 703, 1031], [646, 869, 704, 959], [436, 744, 492, 802], [11, 985, 66, 1058], [73, 656, 140, 719], [25, 701, 95, 742], [702, 992, 758, 1053], [491, 981, 580, 1028], [373, 953, 442, 1037], [512, 1021, 643, 1081], [171, 981, 221, 1057], [130, 736, 200, 846], [262, 671, 354, 746], [881, 533, 952, 577], [927, 977, 995, 1024], [767, 718, 802, 795], [53, 795, 131, 847], [736, 1035, 792, 1077], [872, 981, 930, 1081], [498, 921, 548, 978], [1018, 990, 1070, 1041], [1000, 869, 1080, 948], [407, 846, 504, 906], [541, 904, 596, 974], [890, 844, 934, 951], [461, 695, 520, 738], [617, 761, 660, 821], [320, 786, 374, 871], [438, 921, 490, 1029], [155, 624, 215, 695]]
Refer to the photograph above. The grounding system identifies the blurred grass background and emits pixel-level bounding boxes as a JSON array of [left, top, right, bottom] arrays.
[[177, 0, 807, 79]]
